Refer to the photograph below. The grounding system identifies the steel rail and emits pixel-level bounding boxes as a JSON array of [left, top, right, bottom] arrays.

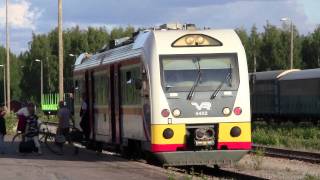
[[168, 165, 268, 180], [252, 144, 320, 164]]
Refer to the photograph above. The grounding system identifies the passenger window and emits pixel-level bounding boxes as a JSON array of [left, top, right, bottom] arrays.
[[75, 80, 79, 90], [126, 71, 132, 84]]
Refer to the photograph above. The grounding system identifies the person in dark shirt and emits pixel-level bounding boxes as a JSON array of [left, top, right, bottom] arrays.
[[0, 105, 7, 154], [25, 103, 42, 154]]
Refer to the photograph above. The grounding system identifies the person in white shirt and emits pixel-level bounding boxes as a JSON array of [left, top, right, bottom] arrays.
[[16, 104, 29, 133]]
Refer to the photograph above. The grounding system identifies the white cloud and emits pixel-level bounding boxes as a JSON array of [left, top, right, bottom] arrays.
[[0, 0, 41, 29], [167, 0, 311, 34]]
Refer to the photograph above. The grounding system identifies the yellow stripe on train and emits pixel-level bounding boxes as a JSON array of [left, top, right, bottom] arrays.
[[218, 122, 251, 142], [151, 124, 186, 145]]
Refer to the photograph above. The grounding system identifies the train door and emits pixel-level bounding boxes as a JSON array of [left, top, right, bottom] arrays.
[[141, 66, 151, 142], [110, 63, 122, 144], [73, 72, 87, 130], [92, 69, 112, 143], [119, 61, 147, 143], [87, 71, 95, 140]]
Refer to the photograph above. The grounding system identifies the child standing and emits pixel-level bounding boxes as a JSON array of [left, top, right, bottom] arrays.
[[0, 105, 7, 154]]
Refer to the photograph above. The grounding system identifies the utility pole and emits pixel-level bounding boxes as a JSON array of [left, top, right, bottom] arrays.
[[290, 21, 294, 69], [253, 35, 257, 73], [6, 0, 10, 112], [3, 66, 6, 108], [281, 17, 294, 69], [0, 65, 6, 107], [58, 0, 64, 101], [35, 59, 43, 103]]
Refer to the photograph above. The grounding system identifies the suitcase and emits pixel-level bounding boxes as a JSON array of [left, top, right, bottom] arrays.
[[19, 140, 37, 153]]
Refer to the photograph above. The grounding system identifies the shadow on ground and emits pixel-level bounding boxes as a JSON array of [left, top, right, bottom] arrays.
[[0, 137, 125, 163]]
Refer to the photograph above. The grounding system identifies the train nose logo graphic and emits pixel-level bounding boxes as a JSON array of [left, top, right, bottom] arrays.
[[191, 102, 212, 111]]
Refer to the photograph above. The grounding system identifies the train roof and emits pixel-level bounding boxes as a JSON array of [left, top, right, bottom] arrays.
[[74, 29, 243, 71], [279, 68, 320, 80], [251, 69, 299, 81]]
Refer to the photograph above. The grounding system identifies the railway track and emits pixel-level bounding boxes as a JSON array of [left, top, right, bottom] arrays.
[[252, 145, 320, 164], [168, 165, 268, 180]]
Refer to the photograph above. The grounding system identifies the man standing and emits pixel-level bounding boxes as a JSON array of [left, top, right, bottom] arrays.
[[57, 101, 71, 140], [56, 101, 71, 154]]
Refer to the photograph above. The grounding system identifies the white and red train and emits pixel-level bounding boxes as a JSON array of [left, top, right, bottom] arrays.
[[73, 26, 251, 166]]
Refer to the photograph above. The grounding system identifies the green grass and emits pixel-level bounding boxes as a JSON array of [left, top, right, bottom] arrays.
[[303, 174, 320, 180], [252, 121, 320, 152]]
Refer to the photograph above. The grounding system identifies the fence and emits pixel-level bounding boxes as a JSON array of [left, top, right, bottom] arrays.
[[41, 93, 74, 114]]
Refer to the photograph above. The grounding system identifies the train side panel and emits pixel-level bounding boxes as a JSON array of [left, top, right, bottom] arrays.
[[251, 80, 280, 117], [279, 78, 320, 118]]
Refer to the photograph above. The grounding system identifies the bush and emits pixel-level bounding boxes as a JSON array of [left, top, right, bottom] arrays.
[[4, 113, 18, 134]]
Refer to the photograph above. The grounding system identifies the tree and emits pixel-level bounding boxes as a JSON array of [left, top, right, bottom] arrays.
[[259, 22, 286, 71], [248, 25, 262, 72], [0, 47, 22, 103], [18, 26, 135, 105]]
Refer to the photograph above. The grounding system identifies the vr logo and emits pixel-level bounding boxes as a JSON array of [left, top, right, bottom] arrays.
[[191, 102, 212, 111]]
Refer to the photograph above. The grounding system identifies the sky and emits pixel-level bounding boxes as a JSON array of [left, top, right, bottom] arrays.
[[0, 0, 319, 54]]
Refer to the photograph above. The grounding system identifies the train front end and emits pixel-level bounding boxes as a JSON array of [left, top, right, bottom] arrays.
[[147, 30, 251, 166]]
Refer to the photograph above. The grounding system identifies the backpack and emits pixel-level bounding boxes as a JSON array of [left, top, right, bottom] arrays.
[[25, 115, 39, 137]]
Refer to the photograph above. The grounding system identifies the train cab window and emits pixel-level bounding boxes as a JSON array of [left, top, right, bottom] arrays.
[[160, 54, 239, 92]]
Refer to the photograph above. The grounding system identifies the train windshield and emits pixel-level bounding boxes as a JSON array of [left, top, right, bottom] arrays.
[[161, 54, 239, 92]]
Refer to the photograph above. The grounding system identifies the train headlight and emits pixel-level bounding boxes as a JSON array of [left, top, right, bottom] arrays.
[[161, 109, 170, 117], [172, 34, 222, 47], [172, 109, 181, 117], [222, 107, 231, 116], [233, 107, 242, 115], [185, 37, 195, 45], [196, 36, 205, 44], [163, 128, 174, 139], [230, 126, 241, 137]]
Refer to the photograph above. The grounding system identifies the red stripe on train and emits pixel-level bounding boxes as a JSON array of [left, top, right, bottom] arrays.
[[217, 142, 252, 150], [151, 144, 186, 152]]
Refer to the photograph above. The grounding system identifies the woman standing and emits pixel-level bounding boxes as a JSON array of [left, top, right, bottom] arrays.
[[0, 105, 7, 154]]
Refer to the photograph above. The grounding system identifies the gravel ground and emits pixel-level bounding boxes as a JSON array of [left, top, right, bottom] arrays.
[[224, 154, 320, 180]]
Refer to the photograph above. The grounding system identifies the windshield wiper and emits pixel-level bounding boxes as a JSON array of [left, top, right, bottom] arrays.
[[210, 64, 232, 100], [187, 58, 201, 100]]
